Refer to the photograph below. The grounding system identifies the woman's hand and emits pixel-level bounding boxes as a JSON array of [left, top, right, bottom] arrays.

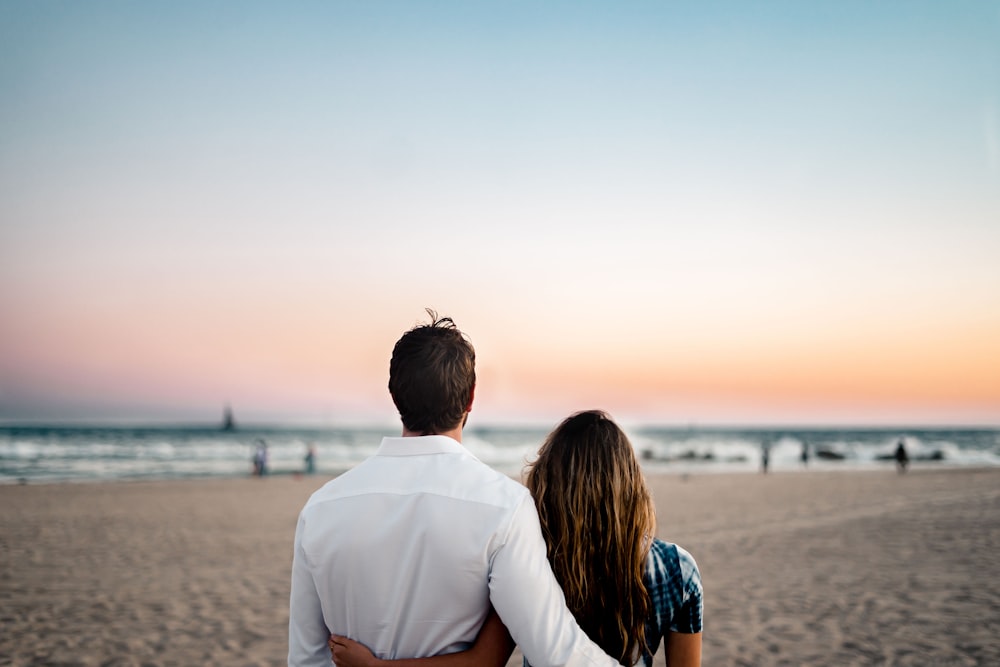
[[329, 634, 381, 667], [327, 607, 513, 667]]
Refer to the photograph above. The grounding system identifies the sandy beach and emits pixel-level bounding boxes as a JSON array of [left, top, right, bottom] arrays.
[[2, 467, 998, 666]]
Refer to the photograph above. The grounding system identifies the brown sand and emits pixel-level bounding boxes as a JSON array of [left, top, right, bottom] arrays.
[[1, 467, 998, 666]]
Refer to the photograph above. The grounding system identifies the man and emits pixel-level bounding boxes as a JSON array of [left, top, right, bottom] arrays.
[[895, 438, 909, 473], [288, 312, 618, 666]]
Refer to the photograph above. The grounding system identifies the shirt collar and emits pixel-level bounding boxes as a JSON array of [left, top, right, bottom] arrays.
[[376, 435, 469, 457]]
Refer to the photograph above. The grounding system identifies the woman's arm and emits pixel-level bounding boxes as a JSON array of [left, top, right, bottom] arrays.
[[329, 607, 514, 667], [664, 631, 701, 667]]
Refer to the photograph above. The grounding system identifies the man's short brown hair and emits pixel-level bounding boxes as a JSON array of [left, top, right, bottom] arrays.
[[388, 310, 476, 435]]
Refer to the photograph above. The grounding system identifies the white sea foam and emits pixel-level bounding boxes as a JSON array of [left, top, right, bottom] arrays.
[[1, 426, 997, 484]]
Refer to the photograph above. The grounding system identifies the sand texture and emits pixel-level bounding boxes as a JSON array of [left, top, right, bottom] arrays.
[[2, 467, 998, 666]]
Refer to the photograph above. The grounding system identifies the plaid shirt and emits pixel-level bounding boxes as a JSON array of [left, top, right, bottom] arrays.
[[641, 538, 703, 665]]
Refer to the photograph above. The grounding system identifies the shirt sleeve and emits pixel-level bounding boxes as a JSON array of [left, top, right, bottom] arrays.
[[669, 546, 703, 634], [288, 511, 333, 667], [488, 495, 620, 667]]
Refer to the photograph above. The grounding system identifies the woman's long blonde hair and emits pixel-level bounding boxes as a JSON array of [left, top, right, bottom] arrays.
[[524, 410, 656, 665]]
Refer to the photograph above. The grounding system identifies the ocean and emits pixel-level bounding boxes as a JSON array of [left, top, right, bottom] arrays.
[[2, 424, 998, 485]]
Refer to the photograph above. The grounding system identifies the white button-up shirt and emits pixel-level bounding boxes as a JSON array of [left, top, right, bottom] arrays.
[[288, 435, 618, 667]]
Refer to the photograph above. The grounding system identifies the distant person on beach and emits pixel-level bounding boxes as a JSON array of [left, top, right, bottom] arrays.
[[303, 443, 316, 475], [331, 410, 703, 667], [252, 439, 268, 477], [761, 442, 770, 474], [288, 311, 621, 667], [895, 439, 909, 474], [801, 441, 809, 467]]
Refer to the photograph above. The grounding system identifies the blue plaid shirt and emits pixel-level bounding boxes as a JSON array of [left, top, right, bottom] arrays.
[[641, 538, 703, 666]]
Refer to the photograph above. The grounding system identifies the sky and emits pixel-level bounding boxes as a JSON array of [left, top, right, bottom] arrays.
[[1, 1, 998, 427]]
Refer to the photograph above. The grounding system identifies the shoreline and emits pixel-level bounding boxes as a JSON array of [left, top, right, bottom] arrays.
[[2, 468, 998, 666], [3, 459, 994, 488]]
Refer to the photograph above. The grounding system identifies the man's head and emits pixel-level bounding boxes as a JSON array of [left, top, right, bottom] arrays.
[[389, 310, 476, 435]]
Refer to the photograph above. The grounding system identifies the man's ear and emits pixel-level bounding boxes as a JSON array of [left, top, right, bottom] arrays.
[[465, 384, 476, 413]]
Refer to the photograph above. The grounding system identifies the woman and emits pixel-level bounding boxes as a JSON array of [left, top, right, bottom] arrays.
[[331, 410, 703, 666]]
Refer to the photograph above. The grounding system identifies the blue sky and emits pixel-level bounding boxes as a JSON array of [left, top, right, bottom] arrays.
[[1, 1, 998, 425]]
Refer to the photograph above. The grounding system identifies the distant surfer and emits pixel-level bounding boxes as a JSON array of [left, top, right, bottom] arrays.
[[801, 441, 809, 467], [760, 442, 770, 474], [895, 439, 909, 474]]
